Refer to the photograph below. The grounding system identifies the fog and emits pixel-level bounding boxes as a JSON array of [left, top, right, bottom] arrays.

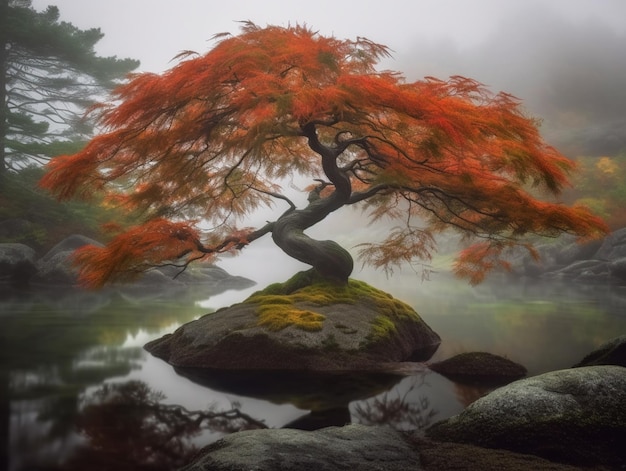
[[397, 5, 626, 156], [30, 0, 626, 158]]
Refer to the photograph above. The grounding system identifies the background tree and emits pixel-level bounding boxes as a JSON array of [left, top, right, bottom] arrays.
[[0, 0, 139, 250], [40, 23, 608, 287], [0, 0, 138, 177]]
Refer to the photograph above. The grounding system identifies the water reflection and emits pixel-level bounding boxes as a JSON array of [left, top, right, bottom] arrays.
[[175, 368, 404, 411], [352, 373, 438, 432], [1, 273, 625, 470]]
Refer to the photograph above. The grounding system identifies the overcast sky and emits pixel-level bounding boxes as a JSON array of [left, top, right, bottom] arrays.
[[30, 0, 626, 157], [30, 1, 625, 71], [27, 0, 625, 151]]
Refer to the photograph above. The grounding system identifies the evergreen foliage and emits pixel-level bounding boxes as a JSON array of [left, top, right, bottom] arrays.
[[0, 0, 139, 174]]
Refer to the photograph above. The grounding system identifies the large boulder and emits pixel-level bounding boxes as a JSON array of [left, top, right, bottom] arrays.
[[179, 425, 422, 471], [179, 424, 589, 471], [145, 270, 441, 372], [427, 365, 626, 468]]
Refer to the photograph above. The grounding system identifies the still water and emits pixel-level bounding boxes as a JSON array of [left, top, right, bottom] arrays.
[[1, 268, 625, 470]]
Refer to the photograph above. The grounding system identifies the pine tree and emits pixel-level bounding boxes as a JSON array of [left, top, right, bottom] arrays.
[[0, 0, 139, 178]]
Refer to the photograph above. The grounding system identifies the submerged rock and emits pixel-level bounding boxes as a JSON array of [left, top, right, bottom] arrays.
[[145, 270, 441, 372], [427, 365, 626, 468]]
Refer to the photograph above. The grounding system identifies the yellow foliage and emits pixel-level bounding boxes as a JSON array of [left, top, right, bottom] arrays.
[[596, 156, 618, 175]]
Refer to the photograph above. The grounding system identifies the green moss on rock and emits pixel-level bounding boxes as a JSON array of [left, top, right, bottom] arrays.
[[245, 269, 419, 334], [257, 304, 325, 332]]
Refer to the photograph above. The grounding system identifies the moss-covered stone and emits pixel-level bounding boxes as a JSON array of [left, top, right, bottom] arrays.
[[145, 269, 441, 372], [257, 304, 325, 332], [246, 269, 419, 334]]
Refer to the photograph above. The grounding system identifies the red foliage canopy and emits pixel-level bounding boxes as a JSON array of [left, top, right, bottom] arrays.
[[40, 22, 607, 287]]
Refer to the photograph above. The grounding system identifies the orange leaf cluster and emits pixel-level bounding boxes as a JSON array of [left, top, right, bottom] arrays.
[[72, 219, 205, 288], [39, 23, 608, 285]]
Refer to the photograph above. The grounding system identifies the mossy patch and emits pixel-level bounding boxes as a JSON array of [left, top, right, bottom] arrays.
[[369, 315, 398, 341], [256, 304, 325, 332], [245, 269, 419, 334]]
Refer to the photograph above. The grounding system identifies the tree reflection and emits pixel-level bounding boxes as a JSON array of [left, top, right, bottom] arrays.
[[351, 375, 437, 433], [56, 380, 266, 470]]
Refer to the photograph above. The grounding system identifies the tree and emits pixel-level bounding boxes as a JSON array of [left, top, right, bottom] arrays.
[[0, 0, 139, 177], [40, 23, 608, 287]]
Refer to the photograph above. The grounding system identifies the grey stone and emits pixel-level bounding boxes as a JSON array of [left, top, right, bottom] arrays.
[[33, 234, 103, 285], [427, 365, 626, 467], [179, 424, 422, 471], [145, 296, 441, 372], [38, 234, 103, 264], [574, 335, 626, 368], [593, 227, 626, 260], [609, 256, 626, 281], [0, 243, 36, 265]]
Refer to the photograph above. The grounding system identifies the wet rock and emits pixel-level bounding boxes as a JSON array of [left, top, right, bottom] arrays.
[[574, 335, 626, 368], [429, 352, 527, 385], [427, 365, 626, 468], [179, 425, 422, 471]]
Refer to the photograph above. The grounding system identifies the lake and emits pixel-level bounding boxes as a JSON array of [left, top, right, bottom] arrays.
[[2, 268, 625, 470]]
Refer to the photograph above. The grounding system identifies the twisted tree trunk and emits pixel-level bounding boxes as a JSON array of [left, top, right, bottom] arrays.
[[271, 195, 354, 284], [269, 122, 355, 284]]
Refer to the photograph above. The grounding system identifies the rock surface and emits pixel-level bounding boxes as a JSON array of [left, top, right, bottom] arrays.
[[429, 352, 527, 384], [180, 425, 422, 471], [145, 272, 441, 372], [573, 335, 626, 368], [426, 365, 626, 468], [31, 234, 102, 284], [179, 425, 590, 471]]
